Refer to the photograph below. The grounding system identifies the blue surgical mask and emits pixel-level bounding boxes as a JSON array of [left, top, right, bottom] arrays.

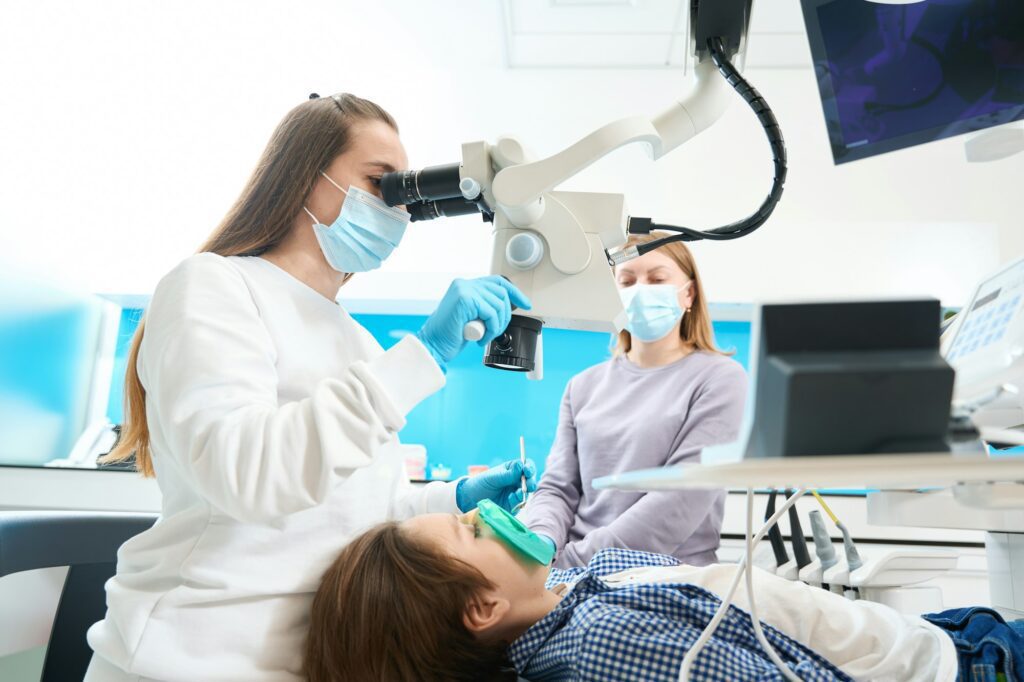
[[619, 283, 688, 342], [303, 172, 410, 273]]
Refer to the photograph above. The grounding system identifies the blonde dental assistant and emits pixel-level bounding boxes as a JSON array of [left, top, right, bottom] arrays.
[[519, 234, 746, 568], [84, 93, 537, 682]]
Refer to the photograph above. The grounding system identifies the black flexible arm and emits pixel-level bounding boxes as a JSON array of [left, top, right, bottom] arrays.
[[618, 36, 788, 260]]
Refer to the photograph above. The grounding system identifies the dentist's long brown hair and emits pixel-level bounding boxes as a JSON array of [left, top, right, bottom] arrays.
[[100, 94, 397, 476]]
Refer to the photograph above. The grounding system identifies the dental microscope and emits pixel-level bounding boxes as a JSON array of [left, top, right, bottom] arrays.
[[380, 0, 786, 379]]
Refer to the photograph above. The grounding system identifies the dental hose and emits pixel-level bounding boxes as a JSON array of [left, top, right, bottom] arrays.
[[678, 489, 807, 682]]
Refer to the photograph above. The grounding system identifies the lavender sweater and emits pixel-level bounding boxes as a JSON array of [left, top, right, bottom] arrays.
[[519, 351, 747, 568]]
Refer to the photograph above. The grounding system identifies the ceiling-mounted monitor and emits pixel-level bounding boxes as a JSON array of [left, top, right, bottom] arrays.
[[801, 0, 1024, 164]]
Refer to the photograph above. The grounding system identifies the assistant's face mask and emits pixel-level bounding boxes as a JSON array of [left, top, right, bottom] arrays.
[[619, 283, 689, 342], [303, 172, 411, 273]]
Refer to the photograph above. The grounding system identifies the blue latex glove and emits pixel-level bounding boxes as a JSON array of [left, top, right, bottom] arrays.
[[456, 458, 538, 513], [416, 276, 532, 371]]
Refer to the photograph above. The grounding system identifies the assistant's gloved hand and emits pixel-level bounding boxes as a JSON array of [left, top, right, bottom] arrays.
[[537, 533, 557, 556], [416, 276, 532, 371], [456, 458, 538, 513]]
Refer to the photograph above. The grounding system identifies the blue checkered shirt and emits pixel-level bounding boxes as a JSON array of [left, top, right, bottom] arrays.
[[507, 548, 852, 681]]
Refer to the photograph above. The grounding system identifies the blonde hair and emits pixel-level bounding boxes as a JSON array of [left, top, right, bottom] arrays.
[[99, 94, 398, 477], [615, 234, 730, 357]]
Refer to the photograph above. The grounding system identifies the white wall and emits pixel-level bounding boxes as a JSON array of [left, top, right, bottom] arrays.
[[1, 0, 1020, 306]]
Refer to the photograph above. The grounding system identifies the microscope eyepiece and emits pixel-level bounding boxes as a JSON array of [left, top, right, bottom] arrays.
[[405, 197, 484, 223], [380, 163, 463, 207]]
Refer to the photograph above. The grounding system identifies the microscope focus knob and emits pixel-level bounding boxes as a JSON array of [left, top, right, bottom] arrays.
[[460, 177, 482, 200], [505, 231, 545, 271]]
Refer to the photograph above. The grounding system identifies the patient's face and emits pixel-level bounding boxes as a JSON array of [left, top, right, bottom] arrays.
[[403, 512, 550, 601]]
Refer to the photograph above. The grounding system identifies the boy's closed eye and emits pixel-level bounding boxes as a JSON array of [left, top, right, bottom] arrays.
[[455, 513, 482, 540]]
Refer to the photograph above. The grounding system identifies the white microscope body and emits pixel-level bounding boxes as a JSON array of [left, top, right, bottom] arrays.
[[468, 58, 734, 327], [379, 2, 770, 377], [453, 59, 737, 378]]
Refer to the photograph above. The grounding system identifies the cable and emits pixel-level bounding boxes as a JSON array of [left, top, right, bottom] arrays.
[[626, 36, 787, 258], [745, 489, 803, 682], [679, 489, 807, 682], [810, 491, 840, 525]]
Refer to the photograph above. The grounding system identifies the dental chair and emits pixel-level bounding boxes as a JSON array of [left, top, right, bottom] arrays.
[[0, 511, 535, 682], [0, 511, 157, 682]]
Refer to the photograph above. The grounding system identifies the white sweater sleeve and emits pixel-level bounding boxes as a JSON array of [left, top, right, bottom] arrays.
[[392, 479, 463, 519], [139, 254, 445, 524]]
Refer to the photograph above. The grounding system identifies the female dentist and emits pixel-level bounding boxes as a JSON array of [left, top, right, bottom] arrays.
[[84, 93, 536, 682], [519, 234, 746, 568]]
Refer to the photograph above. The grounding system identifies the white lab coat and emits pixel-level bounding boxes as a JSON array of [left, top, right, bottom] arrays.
[[85, 254, 456, 682]]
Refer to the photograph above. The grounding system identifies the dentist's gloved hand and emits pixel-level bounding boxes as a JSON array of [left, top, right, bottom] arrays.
[[456, 458, 538, 513], [416, 276, 532, 371]]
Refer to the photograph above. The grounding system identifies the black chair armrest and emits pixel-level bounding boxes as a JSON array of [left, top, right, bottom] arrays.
[[0, 511, 157, 577]]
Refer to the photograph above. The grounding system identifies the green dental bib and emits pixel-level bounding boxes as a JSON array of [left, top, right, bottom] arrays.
[[476, 499, 554, 565]]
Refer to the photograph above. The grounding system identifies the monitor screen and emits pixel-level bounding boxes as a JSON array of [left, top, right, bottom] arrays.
[[801, 0, 1024, 164]]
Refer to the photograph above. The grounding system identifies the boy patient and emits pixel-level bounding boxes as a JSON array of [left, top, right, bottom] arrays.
[[304, 505, 1015, 682]]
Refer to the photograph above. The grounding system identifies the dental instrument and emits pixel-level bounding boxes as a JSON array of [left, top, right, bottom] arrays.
[[786, 490, 812, 572], [806, 510, 837, 589], [512, 435, 528, 514]]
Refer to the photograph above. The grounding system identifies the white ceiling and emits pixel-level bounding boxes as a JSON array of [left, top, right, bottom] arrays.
[[500, 0, 812, 69]]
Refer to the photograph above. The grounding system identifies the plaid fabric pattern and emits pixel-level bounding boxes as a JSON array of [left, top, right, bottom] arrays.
[[508, 548, 852, 682]]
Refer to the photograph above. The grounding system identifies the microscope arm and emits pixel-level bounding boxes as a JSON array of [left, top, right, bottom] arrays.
[[491, 60, 733, 217]]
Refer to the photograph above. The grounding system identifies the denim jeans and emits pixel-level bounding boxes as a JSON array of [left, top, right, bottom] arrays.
[[924, 606, 1024, 682]]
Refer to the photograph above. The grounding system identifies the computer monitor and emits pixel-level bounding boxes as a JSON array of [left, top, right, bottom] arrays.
[[744, 300, 954, 458], [941, 255, 1024, 426], [801, 0, 1024, 164]]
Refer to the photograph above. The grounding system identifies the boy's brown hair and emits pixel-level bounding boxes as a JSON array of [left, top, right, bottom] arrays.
[[305, 522, 517, 682]]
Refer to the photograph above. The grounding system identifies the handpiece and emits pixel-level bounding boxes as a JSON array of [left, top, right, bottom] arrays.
[[809, 510, 837, 570], [786, 489, 812, 569]]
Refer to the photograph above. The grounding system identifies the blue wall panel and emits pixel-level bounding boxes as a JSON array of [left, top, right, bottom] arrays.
[[0, 302, 103, 464], [108, 310, 750, 480]]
